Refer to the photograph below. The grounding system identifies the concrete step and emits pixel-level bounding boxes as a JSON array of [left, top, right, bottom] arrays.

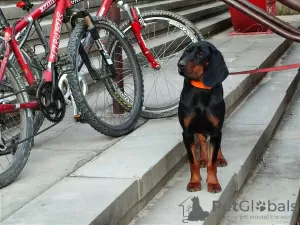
[[122, 40, 300, 225], [219, 84, 300, 225], [1, 16, 299, 225]]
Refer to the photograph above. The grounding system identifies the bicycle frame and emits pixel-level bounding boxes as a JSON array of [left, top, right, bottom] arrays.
[[97, 0, 161, 70], [0, 0, 72, 113]]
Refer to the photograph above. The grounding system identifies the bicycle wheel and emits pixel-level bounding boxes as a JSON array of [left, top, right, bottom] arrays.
[[67, 17, 144, 137], [118, 10, 204, 119], [0, 63, 33, 188]]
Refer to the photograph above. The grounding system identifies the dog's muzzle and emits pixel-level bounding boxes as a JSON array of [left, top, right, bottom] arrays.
[[178, 60, 187, 76]]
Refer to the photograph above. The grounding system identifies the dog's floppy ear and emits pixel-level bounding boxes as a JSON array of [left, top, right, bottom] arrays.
[[202, 43, 229, 87]]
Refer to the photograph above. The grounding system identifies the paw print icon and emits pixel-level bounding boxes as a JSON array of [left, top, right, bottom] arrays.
[[256, 201, 266, 211]]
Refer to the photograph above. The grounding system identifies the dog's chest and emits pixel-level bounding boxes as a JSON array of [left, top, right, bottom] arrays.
[[179, 86, 211, 113]]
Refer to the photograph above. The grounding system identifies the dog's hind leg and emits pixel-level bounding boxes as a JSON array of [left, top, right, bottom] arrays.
[[207, 128, 222, 193], [183, 130, 201, 192], [196, 134, 208, 168]]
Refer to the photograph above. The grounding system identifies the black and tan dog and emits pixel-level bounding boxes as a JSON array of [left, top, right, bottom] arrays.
[[177, 41, 229, 193]]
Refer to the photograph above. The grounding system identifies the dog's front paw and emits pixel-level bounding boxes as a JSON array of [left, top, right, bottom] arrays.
[[217, 158, 227, 167], [187, 182, 201, 192], [207, 182, 222, 193]]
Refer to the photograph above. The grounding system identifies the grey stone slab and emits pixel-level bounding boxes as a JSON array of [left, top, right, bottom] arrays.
[[272, 116, 300, 140], [128, 117, 182, 137], [1, 177, 138, 225], [255, 141, 300, 180], [252, 39, 285, 47], [220, 124, 265, 158], [226, 94, 285, 125], [70, 117, 186, 200], [224, 89, 294, 187], [37, 122, 118, 153], [71, 118, 182, 177], [284, 99, 300, 118], [223, 74, 250, 93], [261, 139, 300, 160], [0, 150, 96, 221], [217, 41, 255, 54], [32, 107, 77, 148], [230, 55, 273, 67], [225, 66, 299, 126]]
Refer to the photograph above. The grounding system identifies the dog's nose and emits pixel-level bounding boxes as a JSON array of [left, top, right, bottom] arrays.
[[178, 60, 186, 70]]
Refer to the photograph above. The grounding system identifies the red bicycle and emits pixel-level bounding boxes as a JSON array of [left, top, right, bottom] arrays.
[[14, 0, 204, 120], [0, 0, 144, 188]]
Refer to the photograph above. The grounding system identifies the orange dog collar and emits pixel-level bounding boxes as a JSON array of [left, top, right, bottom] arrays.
[[190, 80, 212, 89]]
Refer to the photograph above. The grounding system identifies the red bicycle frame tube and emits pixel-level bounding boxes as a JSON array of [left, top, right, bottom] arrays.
[[96, 0, 113, 17], [0, 0, 70, 113], [129, 7, 160, 69], [0, 102, 39, 113], [96, 0, 161, 69]]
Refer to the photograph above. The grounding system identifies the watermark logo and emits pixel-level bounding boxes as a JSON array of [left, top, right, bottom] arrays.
[[213, 200, 296, 212], [179, 196, 209, 223], [179, 196, 296, 223]]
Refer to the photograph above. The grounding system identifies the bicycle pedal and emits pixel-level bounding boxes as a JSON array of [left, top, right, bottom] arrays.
[[74, 114, 84, 123]]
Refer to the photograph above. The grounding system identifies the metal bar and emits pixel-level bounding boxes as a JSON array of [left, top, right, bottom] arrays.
[[108, 4, 125, 114]]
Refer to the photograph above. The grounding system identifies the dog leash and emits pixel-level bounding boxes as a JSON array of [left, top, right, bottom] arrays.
[[229, 62, 300, 75]]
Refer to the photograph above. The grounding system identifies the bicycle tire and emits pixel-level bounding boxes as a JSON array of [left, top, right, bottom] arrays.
[[67, 17, 144, 137], [0, 63, 33, 188], [118, 10, 204, 119]]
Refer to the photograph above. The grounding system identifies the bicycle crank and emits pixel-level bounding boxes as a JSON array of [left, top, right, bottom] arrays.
[[38, 82, 66, 123]]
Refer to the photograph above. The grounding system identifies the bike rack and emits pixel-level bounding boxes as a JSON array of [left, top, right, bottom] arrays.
[[108, 3, 125, 115], [222, 0, 300, 42]]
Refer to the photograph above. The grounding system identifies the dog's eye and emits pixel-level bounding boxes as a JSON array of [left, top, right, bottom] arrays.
[[196, 51, 204, 57]]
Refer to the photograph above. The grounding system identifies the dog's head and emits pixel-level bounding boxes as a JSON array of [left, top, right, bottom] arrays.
[[177, 41, 229, 87]]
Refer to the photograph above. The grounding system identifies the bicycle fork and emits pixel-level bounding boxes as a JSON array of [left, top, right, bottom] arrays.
[[116, 1, 161, 70], [67, 9, 120, 120]]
